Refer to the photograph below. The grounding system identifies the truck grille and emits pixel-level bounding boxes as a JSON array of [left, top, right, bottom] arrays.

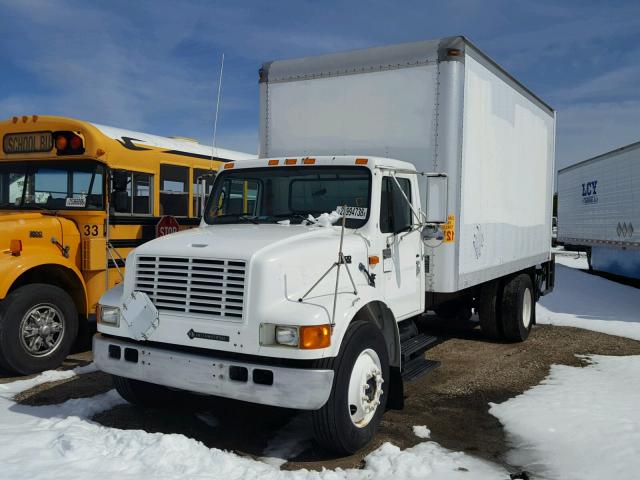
[[135, 256, 246, 321]]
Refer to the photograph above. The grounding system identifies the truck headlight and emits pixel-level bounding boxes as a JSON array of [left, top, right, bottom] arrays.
[[97, 305, 120, 327], [275, 326, 299, 347]]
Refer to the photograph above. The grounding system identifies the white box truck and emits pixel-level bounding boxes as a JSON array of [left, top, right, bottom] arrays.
[[93, 36, 555, 453], [558, 141, 640, 279]]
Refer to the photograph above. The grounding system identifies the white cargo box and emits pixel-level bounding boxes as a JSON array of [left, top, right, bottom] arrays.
[[259, 36, 555, 293], [558, 141, 640, 249]]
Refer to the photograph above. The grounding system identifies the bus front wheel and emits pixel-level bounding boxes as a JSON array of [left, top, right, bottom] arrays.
[[0, 284, 78, 375]]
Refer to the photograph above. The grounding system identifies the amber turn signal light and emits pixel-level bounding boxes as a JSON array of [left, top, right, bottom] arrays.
[[9, 239, 22, 256], [368, 255, 380, 266], [300, 325, 331, 349]]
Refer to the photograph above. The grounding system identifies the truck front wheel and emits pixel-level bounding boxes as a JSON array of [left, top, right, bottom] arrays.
[[312, 321, 389, 454], [0, 284, 78, 375], [501, 274, 534, 341]]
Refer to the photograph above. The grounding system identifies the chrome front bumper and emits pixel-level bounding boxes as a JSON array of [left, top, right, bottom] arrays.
[[93, 334, 334, 410]]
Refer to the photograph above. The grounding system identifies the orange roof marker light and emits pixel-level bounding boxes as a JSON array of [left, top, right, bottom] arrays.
[[224, 162, 235, 169], [22, 116, 28, 123], [302, 157, 316, 165], [12, 117, 18, 124], [32, 115, 38, 122], [268, 159, 279, 166], [355, 158, 368, 165], [285, 158, 297, 165]]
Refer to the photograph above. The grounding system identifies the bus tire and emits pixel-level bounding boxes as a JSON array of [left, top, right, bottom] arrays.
[[500, 274, 534, 342], [0, 284, 78, 375], [478, 280, 503, 339], [112, 375, 179, 408], [311, 321, 389, 454]]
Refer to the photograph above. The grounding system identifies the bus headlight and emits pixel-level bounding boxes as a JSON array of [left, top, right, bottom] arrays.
[[275, 326, 299, 347], [97, 305, 120, 327]]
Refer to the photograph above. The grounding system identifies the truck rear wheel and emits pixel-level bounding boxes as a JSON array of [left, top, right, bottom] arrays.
[[478, 280, 503, 339], [112, 375, 180, 408], [500, 274, 534, 342], [311, 321, 389, 454], [0, 284, 78, 375]]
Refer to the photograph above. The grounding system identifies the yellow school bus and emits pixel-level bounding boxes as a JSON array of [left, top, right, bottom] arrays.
[[0, 115, 253, 374]]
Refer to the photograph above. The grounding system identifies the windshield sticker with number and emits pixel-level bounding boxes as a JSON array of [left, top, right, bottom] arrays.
[[336, 206, 368, 219], [65, 197, 86, 208]]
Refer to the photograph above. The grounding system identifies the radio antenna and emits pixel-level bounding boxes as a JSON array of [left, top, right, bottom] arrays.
[[210, 53, 225, 171]]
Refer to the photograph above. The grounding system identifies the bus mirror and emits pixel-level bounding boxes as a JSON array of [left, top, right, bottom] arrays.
[[112, 170, 128, 191], [426, 175, 447, 224], [112, 191, 129, 213]]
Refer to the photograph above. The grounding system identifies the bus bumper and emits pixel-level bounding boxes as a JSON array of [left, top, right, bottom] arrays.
[[93, 334, 334, 410]]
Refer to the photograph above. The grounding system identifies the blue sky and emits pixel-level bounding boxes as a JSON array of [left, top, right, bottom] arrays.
[[1, 0, 639, 169]]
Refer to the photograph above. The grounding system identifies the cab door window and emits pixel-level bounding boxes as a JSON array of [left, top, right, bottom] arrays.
[[160, 164, 189, 217], [380, 176, 412, 233]]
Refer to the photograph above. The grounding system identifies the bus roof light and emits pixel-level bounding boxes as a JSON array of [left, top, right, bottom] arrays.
[[70, 135, 83, 150], [12, 117, 18, 124], [22, 116, 28, 123], [55, 135, 68, 150]]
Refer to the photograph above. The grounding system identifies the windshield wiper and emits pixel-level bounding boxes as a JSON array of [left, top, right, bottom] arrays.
[[212, 214, 259, 224]]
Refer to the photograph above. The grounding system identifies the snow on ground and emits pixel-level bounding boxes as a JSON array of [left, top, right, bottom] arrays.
[[537, 249, 640, 340], [0, 365, 509, 480], [491, 355, 640, 480]]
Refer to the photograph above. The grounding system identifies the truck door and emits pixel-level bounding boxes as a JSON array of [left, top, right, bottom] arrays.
[[379, 174, 424, 320]]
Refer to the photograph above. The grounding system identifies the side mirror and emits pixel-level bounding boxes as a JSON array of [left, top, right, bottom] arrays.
[[112, 170, 129, 192], [112, 190, 129, 213], [425, 175, 447, 224]]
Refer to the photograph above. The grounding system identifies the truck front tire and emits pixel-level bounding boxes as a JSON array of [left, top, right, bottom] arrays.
[[112, 375, 180, 408], [0, 284, 78, 375], [312, 321, 389, 454], [500, 274, 534, 341]]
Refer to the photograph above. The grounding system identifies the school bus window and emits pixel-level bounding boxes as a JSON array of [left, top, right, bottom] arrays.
[[111, 170, 152, 215], [0, 161, 104, 210], [193, 168, 216, 217], [133, 173, 152, 214], [160, 164, 189, 217]]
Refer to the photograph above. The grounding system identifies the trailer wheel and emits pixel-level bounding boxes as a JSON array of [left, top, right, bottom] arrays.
[[0, 284, 78, 375], [501, 274, 534, 342], [311, 321, 389, 454], [478, 280, 503, 339], [112, 376, 180, 408]]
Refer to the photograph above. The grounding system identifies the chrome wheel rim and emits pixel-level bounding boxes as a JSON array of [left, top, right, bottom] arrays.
[[19, 303, 65, 357], [522, 287, 532, 329], [348, 348, 384, 428]]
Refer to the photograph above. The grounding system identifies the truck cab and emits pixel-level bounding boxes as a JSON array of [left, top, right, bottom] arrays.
[[94, 155, 440, 451]]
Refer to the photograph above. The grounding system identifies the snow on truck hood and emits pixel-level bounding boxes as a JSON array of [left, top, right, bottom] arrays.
[[133, 222, 357, 262]]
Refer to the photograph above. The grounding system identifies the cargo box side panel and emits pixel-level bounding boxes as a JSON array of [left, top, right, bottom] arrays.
[[261, 65, 439, 174], [558, 143, 640, 248], [458, 53, 554, 289]]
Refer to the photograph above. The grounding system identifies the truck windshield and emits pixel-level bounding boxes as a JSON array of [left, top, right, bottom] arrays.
[[204, 166, 371, 228], [0, 161, 105, 210]]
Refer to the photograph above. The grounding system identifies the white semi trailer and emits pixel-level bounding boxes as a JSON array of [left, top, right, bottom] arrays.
[[93, 36, 555, 453], [558, 141, 640, 279]]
